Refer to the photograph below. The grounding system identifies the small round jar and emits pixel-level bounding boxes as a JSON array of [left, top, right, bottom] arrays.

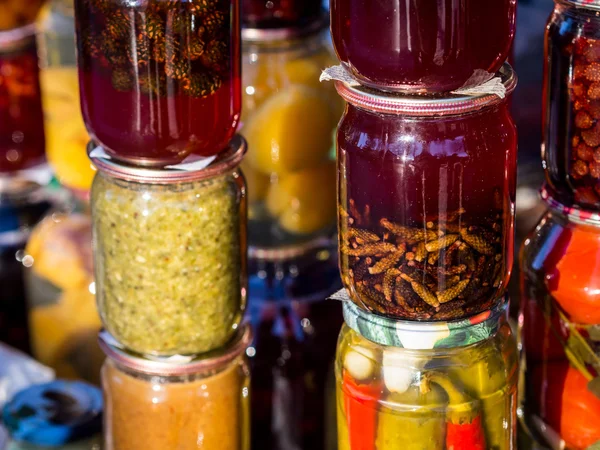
[[2, 380, 103, 450], [242, 22, 342, 249], [336, 300, 517, 450], [242, 0, 323, 29], [0, 33, 46, 173], [543, 0, 600, 209], [100, 324, 251, 450], [520, 189, 600, 449], [91, 136, 247, 357], [336, 64, 518, 321], [330, 0, 516, 93], [75, 0, 241, 166]]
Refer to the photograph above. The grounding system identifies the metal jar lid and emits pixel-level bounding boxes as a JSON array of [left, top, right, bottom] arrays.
[[541, 184, 600, 226], [2, 381, 102, 446], [342, 296, 509, 349], [98, 323, 252, 377], [89, 134, 247, 185], [242, 14, 329, 43], [335, 63, 517, 117]]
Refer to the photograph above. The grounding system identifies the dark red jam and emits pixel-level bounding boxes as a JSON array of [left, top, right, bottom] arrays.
[[335, 68, 517, 321], [75, 0, 241, 166], [330, 0, 516, 93], [0, 36, 45, 173], [241, 0, 323, 29]]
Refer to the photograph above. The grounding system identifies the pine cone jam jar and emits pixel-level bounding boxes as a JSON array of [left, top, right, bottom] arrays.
[[330, 0, 516, 93], [336, 64, 518, 321], [543, 0, 600, 210], [75, 0, 241, 167]]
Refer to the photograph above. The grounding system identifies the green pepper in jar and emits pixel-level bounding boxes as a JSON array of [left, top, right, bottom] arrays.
[[375, 384, 447, 450]]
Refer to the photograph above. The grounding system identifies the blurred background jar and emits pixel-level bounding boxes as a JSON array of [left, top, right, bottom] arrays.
[[241, 19, 343, 251], [247, 244, 341, 450], [242, 0, 324, 29], [336, 300, 517, 450], [74, 0, 241, 166], [519, 191, 600, 450]]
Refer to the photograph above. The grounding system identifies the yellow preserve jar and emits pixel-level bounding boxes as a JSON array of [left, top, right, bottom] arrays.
[[100, 324, 252, 450], [336, 298, 517, 450]]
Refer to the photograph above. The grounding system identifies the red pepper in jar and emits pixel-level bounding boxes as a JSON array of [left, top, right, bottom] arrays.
[[342, 370, 380, 450], [424, 372, 486, 450]]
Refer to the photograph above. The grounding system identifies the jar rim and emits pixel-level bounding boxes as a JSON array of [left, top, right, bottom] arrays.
[[89, 135, 247, 184], [556, 0, 600, 11], [241, 13, 328, 42], [98, 323, 252, 376], [342, 296, 509, 349], [335, 63, 517, 117], [541, 185, 600, 226]]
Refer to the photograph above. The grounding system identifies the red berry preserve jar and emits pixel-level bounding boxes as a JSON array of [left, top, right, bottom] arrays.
[[75, 0, 241, 167], [0, 33, 46, 173], [330, 0, 516, 93], [241, 0, 323, 29], [336, 64, 518, 321]]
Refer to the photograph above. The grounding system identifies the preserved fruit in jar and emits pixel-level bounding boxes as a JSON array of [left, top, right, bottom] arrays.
[[543, 0, 600, 210], [100, 325, 251, 450], [336, 300, 517, 450], [336, 64, 518, 321], [75, 0, 241, 166], [330, 0, 516, 93], [520, 192, 600, 449], [241, 24, 341, 249], [91, 136, 247, 356]]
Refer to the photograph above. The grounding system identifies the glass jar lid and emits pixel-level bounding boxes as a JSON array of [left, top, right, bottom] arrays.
[[89, 135, 246, 185], [335, 63, 517, 117], [342, 296, 508, 349], [2, 381, 102, 446], [98, 323, 252, 377], [241, 14, 328, 42]]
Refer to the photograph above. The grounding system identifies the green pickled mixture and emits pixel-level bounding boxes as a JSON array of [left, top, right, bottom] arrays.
[[92, 173, 243, 356]]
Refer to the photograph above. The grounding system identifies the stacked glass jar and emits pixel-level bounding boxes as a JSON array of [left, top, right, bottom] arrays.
[[328, 1, 519, 448], [74, 2, 250, 448], [239, 3, 344, 449], [520, 1, 600, 448]]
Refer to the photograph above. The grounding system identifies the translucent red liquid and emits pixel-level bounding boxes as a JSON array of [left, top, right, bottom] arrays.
[[0, 38, 45, 173], [241, 0, 323, 29], [338, 102, 517, 320], [330, 0, 516, 93], [75, 0, 241, 166]]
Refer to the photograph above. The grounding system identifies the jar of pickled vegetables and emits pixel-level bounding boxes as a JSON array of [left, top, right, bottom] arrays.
[[241, 22, 342, 249], [0, 33, 46, 174], [75, 0, 241, 166], [336, 64, 518, 321], [242, 0, 324, 29], [330, 0, 516, 93], [2, 380, 103, 450], [91, 135, 247, 356], [247, 244, 341, 450], [520, 188, 600, 449], [100, 324, 251, 450], [543, 0, 600, 210], [336, 299, 517, 450]]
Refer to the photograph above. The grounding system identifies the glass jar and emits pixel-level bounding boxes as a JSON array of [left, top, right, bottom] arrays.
[[542, 0, 600, 210], [519, 190, 600, 449], [336, 64, 518, 321], [75, 0, 241, 166], [247, 245, 342, 450], [2, 380, 103, 450], [330, 0, 516, 93], [336, 299, 517, 450], [100, 324, 251, 450], [0, 1, 46, 32], [241, 0, 323, 29], [0, 33, 46, 173], [91, 135, 247, 356], [241, 23, 342, 249]]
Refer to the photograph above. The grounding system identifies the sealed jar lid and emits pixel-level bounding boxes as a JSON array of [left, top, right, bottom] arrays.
[[342, 296, 508, 349], [335, 63, 517, 117], [98, 323, 252, 376], [2, 381, 102, 446], [541, 184, 600, 226], [242, 14, 328, 42], [89, 135, 246, 185]]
